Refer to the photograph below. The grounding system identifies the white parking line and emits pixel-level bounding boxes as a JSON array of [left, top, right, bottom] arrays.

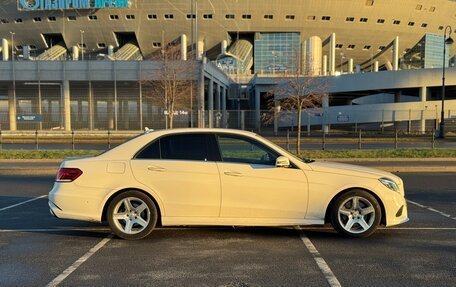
[[407, 200, 454, 220], [0, 195, 47, 212], [46, 234, 113, 287], [296, 227, 342, 287]]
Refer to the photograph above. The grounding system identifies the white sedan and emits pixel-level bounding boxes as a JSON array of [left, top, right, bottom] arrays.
[[49, 129, 408, 239]]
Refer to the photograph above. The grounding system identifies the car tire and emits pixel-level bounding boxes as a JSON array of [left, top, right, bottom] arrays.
[[330, 189, 381, 238], [107, 190, 158, 240]]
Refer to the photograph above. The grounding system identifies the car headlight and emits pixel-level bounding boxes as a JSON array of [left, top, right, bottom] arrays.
[[379, 178, 399, 192]]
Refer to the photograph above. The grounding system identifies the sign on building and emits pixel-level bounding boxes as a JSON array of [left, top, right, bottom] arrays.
[[18, 0, 129, 11], [16, 114, 42, 122]]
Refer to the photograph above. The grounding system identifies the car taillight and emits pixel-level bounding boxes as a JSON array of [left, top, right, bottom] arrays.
[[56, 168, 83, 182]]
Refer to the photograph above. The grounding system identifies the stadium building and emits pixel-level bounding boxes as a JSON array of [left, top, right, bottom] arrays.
[[0, 0, 455, 133]]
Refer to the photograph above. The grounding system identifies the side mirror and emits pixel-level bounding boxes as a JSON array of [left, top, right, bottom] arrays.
[[276, 156, 290, 168]]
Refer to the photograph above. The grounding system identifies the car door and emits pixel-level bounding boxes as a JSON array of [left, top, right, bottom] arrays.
[[130, 133, 221, 217], [215, 134, 308, 219]]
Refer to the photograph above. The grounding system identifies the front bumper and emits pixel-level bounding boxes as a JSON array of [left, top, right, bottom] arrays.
[[381, 184, 409, 227]]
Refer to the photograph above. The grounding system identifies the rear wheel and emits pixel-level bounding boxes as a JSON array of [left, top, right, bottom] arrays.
[[330, 190, 381, 238], [107, 190, 157, 240]]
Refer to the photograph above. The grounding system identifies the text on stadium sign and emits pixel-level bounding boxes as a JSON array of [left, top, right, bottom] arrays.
[[18, 0, 129, 11]]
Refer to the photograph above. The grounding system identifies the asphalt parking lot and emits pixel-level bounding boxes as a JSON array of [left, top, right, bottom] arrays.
[[0, 173, 455, 287]]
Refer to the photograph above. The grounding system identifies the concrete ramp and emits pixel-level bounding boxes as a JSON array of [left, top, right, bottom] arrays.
[[36, 43, 67, 61], [107, 42, 142, 61]]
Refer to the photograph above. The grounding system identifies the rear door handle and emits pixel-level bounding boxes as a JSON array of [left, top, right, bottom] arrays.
[[147, 166, 166, 172], [224, 171, 242, 177]]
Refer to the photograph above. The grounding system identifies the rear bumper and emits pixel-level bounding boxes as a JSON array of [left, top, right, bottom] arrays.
[[48, 182, 104, 222]]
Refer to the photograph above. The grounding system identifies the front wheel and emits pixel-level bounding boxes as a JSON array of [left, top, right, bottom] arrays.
[[330, 190, 381, 238], [107, 191, 157, 240]]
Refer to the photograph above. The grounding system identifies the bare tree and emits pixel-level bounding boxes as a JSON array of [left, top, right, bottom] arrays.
[[143, 41, 197, 129], [266, 54, 328, 156]]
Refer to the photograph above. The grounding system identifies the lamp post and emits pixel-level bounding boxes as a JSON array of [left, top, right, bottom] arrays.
[[438, 26, 454, 139], [80, 30, 85, 60], [340, 52, 345, 74], [10, 31, 16, 131]]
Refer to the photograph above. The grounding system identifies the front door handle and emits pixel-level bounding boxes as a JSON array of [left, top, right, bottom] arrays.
[[224, 171, 242, 177], [147, 166, 166, 172]]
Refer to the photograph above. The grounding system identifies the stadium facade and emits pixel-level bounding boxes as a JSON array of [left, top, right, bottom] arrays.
[[0, 0, 455, 133]]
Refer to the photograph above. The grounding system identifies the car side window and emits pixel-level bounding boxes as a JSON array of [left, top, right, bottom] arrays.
[[160, 134, 208, 161], [136, 140, 160, 159], [217, 135, 278, 165]]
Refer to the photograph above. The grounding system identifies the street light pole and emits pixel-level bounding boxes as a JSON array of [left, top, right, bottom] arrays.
[[438, 26, 454, 139], [10, 31, 16, 131], [80, 30, 85, 61]]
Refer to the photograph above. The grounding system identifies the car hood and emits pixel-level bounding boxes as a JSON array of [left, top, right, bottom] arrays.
[[308, 160, 401, 182]]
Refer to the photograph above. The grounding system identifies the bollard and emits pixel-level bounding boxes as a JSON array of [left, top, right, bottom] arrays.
[[108, 130, 111, 149], [394, 130, 398, 149], [286, 129, 290, 151], [35, 130, 39, 150], [432, 129, 435, 149], [322, 131, 326, 150], [71, 131, 75, 151], [358, 129, 362, 150]]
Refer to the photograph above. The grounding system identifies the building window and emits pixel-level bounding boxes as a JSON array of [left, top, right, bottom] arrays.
[[347, 44, 356, 49], [225, 14, 235, 19], [30, 45, 37, 50], [393, 20, 401, 25], [365, 0, 374, 6], [264, 14, 273, 20], [363, 45, 371, 50], [203, 14, 213, 19], [242, 14, 251, 19], [33, 17, 42, 22], [126, 14, 135, 20], [1, 19, 9, 24], [416, 4, 422, 10], [186, 14, 195, 19], [67, 16, 77, 21], [148, 14, 158, 20], [164, 14, 174, 20], [88, 15, 97, 21], [14, 18, 23, 23], [408, 22, 415, 26], [97, 43, 106, 48], [421, 23, 427, 28], [285, 15, 295, 20], [346, 17, 355, 22], [377, 18, 385, 24], [48, 17, 56, 22], [360, 18, 368, 22], [307, 15, 316, 21], [15, 45, 23, 50], [109, 15, 119, 20], [152, 42, 162, 48], [322, 16, 331, 21], [378, 46, 385, 51], [77, 43, 87, 48], [438, 26, 444, 30], [335, 44, 343, 49], [429, 6, 435, 12]]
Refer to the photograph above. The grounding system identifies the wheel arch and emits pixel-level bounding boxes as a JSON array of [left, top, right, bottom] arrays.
[[324, 187, 386, 226], [101, 188, 163, 226]]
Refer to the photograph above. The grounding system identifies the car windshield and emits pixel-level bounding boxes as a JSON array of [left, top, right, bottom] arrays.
[[254, 134, 315, 164]]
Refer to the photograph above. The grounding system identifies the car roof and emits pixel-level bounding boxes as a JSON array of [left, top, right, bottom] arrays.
[[143, 128, 258, 138]]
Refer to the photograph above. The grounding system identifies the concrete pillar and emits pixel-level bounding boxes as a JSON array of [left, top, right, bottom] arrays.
[[108, 45, 114, 56], [72, 46, 79, 61], [221, 40, 228, 55], [208, 78, 214, 128], [305, 36, 323, 76], [88, 83, 94, 130], [355, 64, 361, 73], [255, 88, 261, 129], [63, 80, 71, 131], [180, 34, 187, 61], [2, 39, 9, 61], [215, 83, 221, 111], [348, 58, 354, 73], [322, 94, 329, 134], [329, 33, 336, 76], [8, 87, 16, 131], [374, 61, 379, 72], [322, 55, 328, 76], [197, 40, 204, 60], [419, 86, 427, 134], [393, 36, 399, 71]]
